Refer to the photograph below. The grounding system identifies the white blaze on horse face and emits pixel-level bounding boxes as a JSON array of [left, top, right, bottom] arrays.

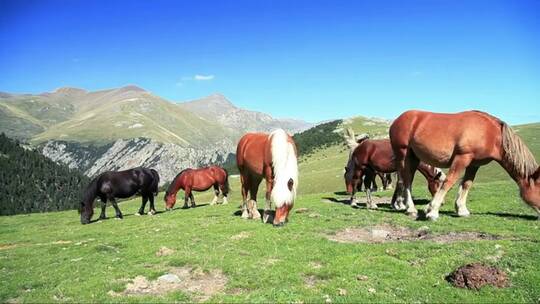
[[270, 129, 298, 208]]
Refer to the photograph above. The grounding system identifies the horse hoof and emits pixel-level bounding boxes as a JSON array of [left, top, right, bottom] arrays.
[[425, 213, 439, 221], [148, 211, 156, 216], [367, 205, 378, 210], [406, 211, 418, 218], [273, 222, 285, 227], [457, 211, 470, 217]]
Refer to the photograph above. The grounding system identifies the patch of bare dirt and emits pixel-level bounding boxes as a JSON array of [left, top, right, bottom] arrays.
[[0, 243, 18, 250], [326, 224, 501, 244], [155, 246, 175, 257], [304, 275, 324, 288], [109, 266, 227, 302], [230, 231, 250, 241], [446, 263, 509, 289]]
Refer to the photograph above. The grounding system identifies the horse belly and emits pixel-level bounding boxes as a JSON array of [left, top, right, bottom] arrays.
[[411, 140, 453, 168]]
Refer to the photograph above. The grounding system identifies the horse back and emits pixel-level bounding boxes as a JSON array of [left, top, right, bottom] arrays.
[[390, 110, 502, 166]]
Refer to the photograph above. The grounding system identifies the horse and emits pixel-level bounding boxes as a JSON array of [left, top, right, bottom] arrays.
[[344, 128, 444, 209], [164, 166, 229, 210], [389, 110, 540, 220], [236, 129, 298, 227], [80, 167, 160, 224]]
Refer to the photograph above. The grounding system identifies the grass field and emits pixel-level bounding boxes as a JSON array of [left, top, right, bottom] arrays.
[[1, 123, 539, 303]]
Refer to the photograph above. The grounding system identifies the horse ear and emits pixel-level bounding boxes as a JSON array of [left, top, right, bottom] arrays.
[[287, 178, 294, 191]]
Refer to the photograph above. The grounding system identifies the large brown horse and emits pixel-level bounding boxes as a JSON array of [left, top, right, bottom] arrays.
[[236, 129, 298, 226], [164, 166, 229, 210], [344, 128, 444, 209], [390, 110, 540, 220]]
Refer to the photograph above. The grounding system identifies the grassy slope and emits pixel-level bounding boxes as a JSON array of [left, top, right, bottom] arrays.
[[31, 95, 230, 146], [1, 121, 539, 303]]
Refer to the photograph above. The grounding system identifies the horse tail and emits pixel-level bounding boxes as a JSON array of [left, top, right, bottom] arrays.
[[270, 129, 298, 207], [150, 169, 160, 196], [501, 122, 538, 178], [222, 168, 230, 195]]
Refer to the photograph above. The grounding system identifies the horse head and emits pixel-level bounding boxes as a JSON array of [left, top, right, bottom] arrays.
[[517, 167, 540, 211], [164, 191, 177, 211], [80, 200, 93, 224]]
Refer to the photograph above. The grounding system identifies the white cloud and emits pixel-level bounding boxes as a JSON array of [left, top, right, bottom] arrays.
[[194, 74, 215, 81]]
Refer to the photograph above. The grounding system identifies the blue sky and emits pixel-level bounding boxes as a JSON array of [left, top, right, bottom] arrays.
[[1, 0, 539, 124]]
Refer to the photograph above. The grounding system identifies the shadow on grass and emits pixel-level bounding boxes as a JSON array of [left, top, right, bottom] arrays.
[[232, 209, 276, 225], [321, 197, 351, 205]]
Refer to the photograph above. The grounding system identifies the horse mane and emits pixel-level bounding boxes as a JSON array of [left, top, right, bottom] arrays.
[[501, 122, 538, 178], [269, 129, 298, 207], [166, 168, 191, 195]]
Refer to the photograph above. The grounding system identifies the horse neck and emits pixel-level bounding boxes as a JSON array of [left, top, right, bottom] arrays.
[[167, 174, 184, 195], [498, 158, 529, 183]]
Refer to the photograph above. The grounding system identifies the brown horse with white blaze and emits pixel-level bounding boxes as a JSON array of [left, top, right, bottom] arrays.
[[344, 128, 444, 209], [390, 110, 540, 220], [164, 166, 229, 210], [236, 129, 298, 227]]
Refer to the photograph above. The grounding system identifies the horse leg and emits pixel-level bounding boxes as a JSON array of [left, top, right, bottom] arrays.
[[219, 183, 229, 205], [110, 198, 123, 219], [390, 178, 405, 210], [263, 166, 274, 223], [190, 193, 196, 208], [248, 177, 262, 220], [148, 194, 156, 215], [454, 166, 479, 217], [401, 154, 420, 217], [350, 169, 362, 208], [137, 195, 148, 215], [425, 155, 471, 220], [98, 196, 107, 220], [182, 189, 190, 209], [211, 184, 219, 205], [365, 168, 378, 209], [240, 174, 250, 219]]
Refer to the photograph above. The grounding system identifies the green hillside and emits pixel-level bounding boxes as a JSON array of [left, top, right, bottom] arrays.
[[0, 87, 233, 147], [0, 133, 89, 215]]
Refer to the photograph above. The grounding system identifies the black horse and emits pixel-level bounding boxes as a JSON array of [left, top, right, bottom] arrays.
[[80, 167, 160, 224]]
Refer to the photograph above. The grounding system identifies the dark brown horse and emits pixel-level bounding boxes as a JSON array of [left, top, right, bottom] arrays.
[[236, 129, 298, 226], [344, 128, 444, 209], [164, 166, 229, 210], [80, 167, 160, 224], [390, 110, 540, 220]]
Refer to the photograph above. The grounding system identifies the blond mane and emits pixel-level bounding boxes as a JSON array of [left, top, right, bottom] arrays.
[[501, 123, 538, 178]]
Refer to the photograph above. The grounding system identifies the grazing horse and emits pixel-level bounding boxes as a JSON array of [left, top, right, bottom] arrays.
[[80, 167, 160, 224], [236, 129, 298, 226], [164, 166, 229, 210], [344, 128, 444, 209], [390, 110, 540, 220]]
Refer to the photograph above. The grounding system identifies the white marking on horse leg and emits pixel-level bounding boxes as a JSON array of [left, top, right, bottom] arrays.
[[250, 200, 261, 219], [350, 195, 359, 208], [425, 189, 448, 221], [222, 196, 228, 205], [454, 185, 470, 217], [211, 195, 218, 205], [404, 188, 417, 217], [366, 189, 377, 209], [263, 199, 272, 223], [241, 200, 250, 219]]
